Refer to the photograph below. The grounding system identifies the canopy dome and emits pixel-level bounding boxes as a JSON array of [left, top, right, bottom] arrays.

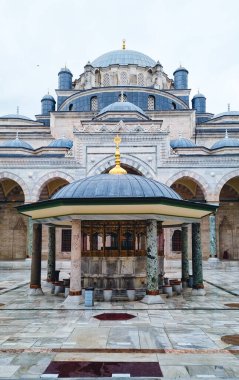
[[92, 49, 156, 68], [52, 174, 182, 200], [170, 138, 196, 149], [98, 101, 146, 117]]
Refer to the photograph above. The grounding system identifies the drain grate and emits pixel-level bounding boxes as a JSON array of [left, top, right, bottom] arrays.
[[221, 335, 239, 345], [43, 361, 163, 378]]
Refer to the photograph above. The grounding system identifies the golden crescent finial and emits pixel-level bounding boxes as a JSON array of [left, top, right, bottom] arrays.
[[122, 39, 126, 50], [109, 135, 127, 175]]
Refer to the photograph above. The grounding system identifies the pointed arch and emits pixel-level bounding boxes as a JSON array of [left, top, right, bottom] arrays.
[[31, 171, 75, 202], [87, 155, 156, 178], [216, 170, 239, 201], [0, 172, 30, 202], [166, 171, 210, 201]]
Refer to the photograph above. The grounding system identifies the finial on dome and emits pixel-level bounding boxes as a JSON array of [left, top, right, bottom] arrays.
[[225, 129, 228, 139], [109, 135, 127, 175], [120, 90, 124, 102], [122, 39, 126, 50], [17, 106, 19, 115], [16, 130, 19, 140], [228, 103, 230, 112]]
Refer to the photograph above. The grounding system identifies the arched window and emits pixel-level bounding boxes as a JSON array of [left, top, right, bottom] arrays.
[[83, 232, 90, 251], [103, 73, 110, 86], [172, 230, 182, 251], [120, 71, 128, 85], [148, 95, 155, 110], [121, 231, 133, 250], [105, 232, 118, 250], [172, 102, 176, 110], [138, 73, 144, 86], [92, 232, 103, 251], [69, 103, 73, 111], [90, 96, 98, 111], [135, 233, 146, 250], [118, 93, 127, 102]]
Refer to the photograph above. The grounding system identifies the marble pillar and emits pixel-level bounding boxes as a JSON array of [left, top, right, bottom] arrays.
[[64, 220, 83, 303], [192, 222, 205, 295], [141, 220, 164, 304], [27, 217, 33, 258], [181, 225, 189, 283], [29, 223, 43, 295], [47, 226, 56, 282], [209, 214, 217, 258]]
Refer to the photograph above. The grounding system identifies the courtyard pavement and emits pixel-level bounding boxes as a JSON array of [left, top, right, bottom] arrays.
[[0, 260, 239, 379]]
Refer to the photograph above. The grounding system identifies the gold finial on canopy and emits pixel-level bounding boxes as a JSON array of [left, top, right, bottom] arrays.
[[122, 39, 126, 50], [109, 135, 127, 175]]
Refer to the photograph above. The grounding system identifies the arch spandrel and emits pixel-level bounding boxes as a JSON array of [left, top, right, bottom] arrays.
[[166, 171, 210, 201], [31, 171, 75, 202], [87, 155, 156, 179], [216, 170, 239, 201], [0, 172, 29, 202]]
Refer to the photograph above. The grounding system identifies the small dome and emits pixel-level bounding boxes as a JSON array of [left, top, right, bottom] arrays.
[[52, 174, 182, 200], [41, 94, 56, 102], [98, 101, 146, 116], [173, 66, 188, 74], [1, 114, 32, 121], [48, 138, 73, 149], [2, 138, 33, 149], [170, 138, 196, 149], [58, 67, 72, 75], [212, 111, 239, 119], [92, 49, 156, 68], [211, 137, 239, 149], [192, 93, 205, 99]]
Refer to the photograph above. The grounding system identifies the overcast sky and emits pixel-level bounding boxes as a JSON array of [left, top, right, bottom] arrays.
[[0, 0, 239, 118]]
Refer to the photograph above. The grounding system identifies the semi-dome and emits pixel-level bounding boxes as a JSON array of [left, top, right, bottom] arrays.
[[2, 138, 33, 149], [52, 174, 182, 200], [98, 101, 146, 116], [48, 138, 73, 149], [170, 138, 196, 149], [211, 137, 239, 149], [92, 49, 156, 68], [1, 114, 32, 121]]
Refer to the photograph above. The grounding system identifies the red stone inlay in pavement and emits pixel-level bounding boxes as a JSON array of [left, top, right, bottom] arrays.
[[94, 313, 136, 321], [225, 303, 239, 308], [43, 361, 163, 377], [221, 335, 239, 345]]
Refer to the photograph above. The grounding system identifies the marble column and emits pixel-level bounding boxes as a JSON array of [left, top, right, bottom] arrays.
[[209, 214, 217, 258], [192, 222, 205, 295], [181, 225, 189, 284], [47, 226, 56, 282], [65, 220, 83, 303], [27, 217, 33, 258], [158, 224, 164, 288], [141, 220, 164, 304], [29, 223, 43, 295]]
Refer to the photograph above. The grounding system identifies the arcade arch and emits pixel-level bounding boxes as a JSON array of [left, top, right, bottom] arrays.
[[0, 178, 27, 260]]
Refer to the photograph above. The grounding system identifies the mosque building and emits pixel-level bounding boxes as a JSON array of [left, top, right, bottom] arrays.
[[0, 40, 239, 274]]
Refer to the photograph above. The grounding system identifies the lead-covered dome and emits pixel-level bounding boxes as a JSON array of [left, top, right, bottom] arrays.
[[211, 137, 239, 149], [52, 174, 182, 200], [170, 138, 196, 149], [48, 138, 73, 149], [92, 49, 156, 68], [1, 114, 32, 121], [98, 101, 146, 116], [2, 138, 33, 149]]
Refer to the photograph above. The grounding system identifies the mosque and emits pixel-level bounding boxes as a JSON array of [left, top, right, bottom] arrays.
[[1, 41, 239, 281]]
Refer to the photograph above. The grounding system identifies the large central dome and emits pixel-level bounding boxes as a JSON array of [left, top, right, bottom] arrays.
[[92, 49, 156, 68]]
